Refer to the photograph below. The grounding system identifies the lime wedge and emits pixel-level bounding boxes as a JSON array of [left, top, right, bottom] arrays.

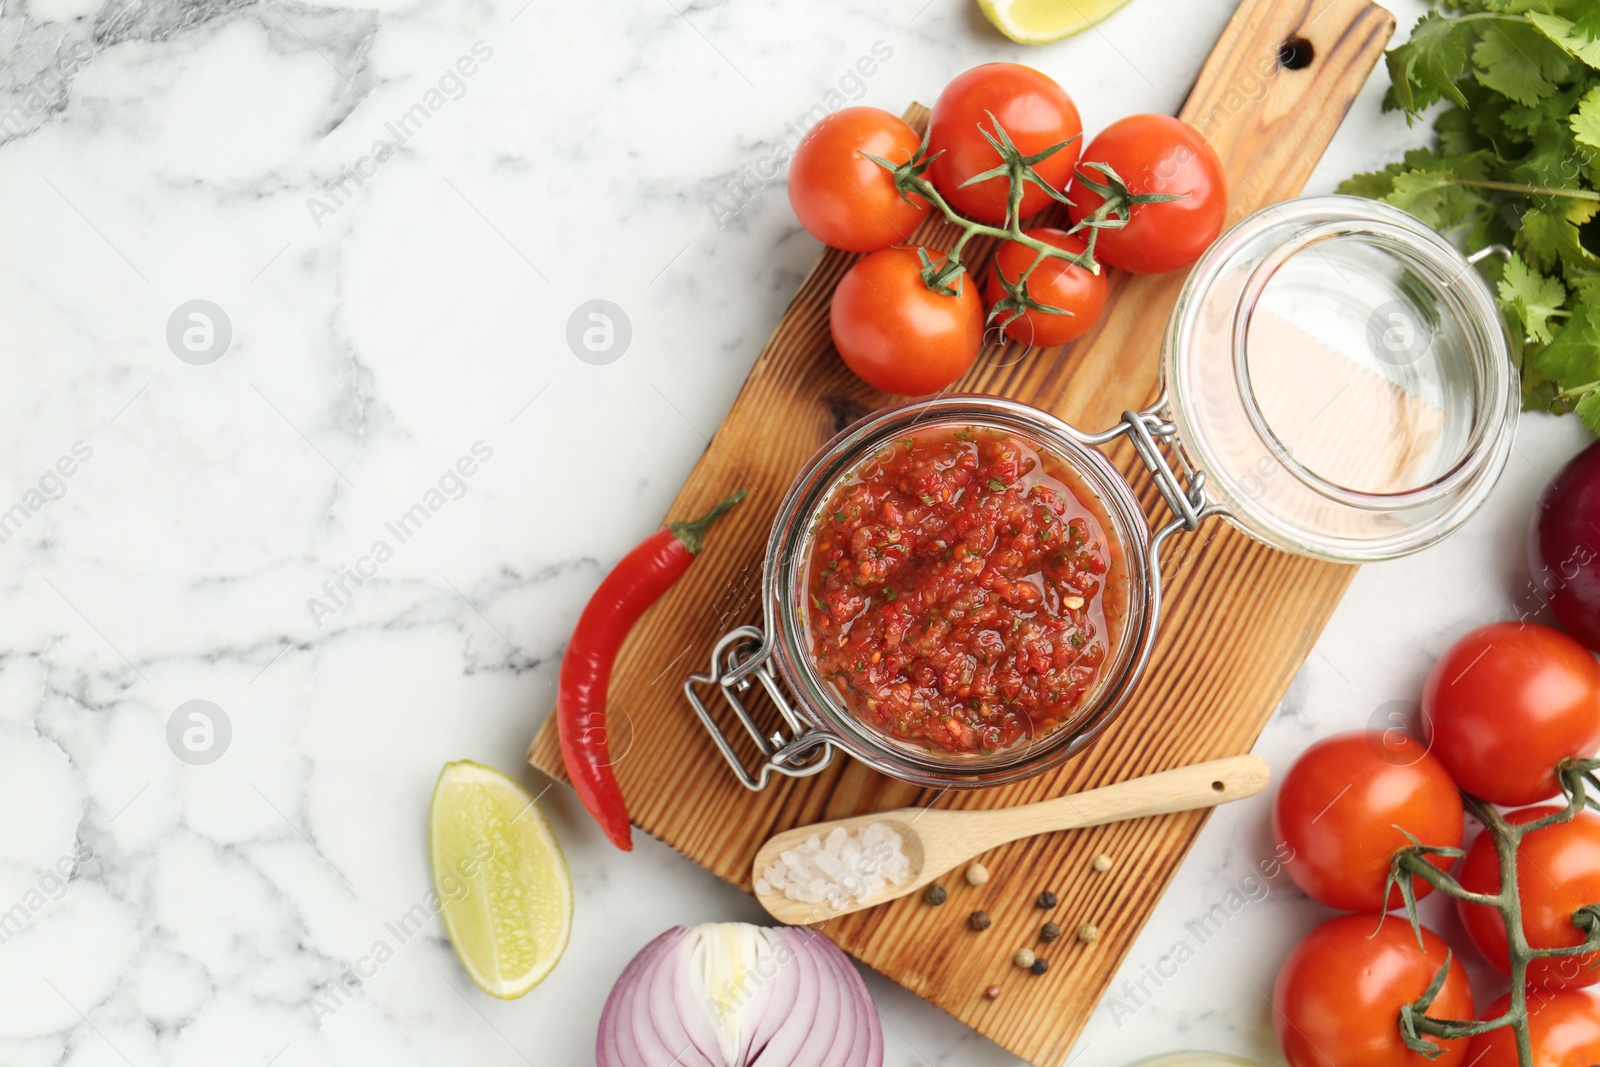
[[977, 0, 1135, 44], [429, 760, 573, 998]]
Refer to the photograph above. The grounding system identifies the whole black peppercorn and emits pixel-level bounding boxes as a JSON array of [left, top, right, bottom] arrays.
[[969, 910, 992, 932], [1040, 921, 1061, 942], [1030, 957, 1049, 975], [923, 884, 948, 906], [1037, 890, 1058, 909]]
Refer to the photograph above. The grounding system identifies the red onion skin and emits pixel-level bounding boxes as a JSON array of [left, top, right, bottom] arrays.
[[598, 929, 696, 1067], [799, 927, 883, 1066], [1531, 439, 1600, 652], [754, 928, 843, 1066], [596, 925, 884, 1067]]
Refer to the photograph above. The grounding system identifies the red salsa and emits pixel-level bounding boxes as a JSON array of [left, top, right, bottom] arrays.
[[805, 425, 1114, 755]]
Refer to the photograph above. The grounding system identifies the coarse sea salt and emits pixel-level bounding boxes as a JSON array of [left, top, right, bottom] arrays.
[[754, 822, 912, 911]]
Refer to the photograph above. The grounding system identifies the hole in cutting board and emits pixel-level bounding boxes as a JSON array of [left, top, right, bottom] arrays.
[[1211, 780, 1226, 792], [1279, 36, 1315, 70]]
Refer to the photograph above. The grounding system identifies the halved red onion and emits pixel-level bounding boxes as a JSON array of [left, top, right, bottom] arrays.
[[596, 924, 884, 1067]]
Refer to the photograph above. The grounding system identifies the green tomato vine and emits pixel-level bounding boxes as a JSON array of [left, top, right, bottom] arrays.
[[865, 112, 1185, 325], [1385, 758, 1600, 1066]]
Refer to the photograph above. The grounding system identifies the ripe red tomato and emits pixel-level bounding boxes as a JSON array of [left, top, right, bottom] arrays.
[[1466, 990, 1600, 1067], [1422, 622, 1600, 806], [1066, 114, 1227, 275], [926, 63, 1082, 225], [1274, 914, 1475, 1067], [1272, 731, 1464, 912], [829, 247, 983, 396], [1457, 807, 1600, 989], [789, 107, 930, 253], [983, 228, 1107, 347]]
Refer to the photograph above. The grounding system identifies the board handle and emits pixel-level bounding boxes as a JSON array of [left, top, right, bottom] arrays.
[[971, 755, 1272, 848]]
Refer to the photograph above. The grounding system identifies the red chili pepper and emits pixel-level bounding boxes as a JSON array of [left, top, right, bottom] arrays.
[[557, 490, 747, 850]]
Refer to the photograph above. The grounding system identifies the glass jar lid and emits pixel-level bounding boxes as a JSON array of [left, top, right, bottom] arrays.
[[1162, 195, 1517, 562]]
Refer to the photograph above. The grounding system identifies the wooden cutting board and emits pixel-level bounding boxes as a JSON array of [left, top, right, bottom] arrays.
[[530, 0, 1394, 1062]]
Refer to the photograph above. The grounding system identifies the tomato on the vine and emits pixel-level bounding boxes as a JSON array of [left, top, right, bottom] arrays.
[[789, 107, 930, 253], [1457, 808, 1600, 990], [1465, 990, 1600, 1067], [1066, 114, 1227, 275], [926, 63, 1082, 225], [1422, 622, 1600, 806], [1272, 731, 1464, 912], [1273, 914, 1475, 1067], [983, 228, 1106, 347], [829, 247, 983, 396]]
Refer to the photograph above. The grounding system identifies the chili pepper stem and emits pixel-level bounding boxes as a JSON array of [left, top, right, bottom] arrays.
[[668, 489, 748, 554]]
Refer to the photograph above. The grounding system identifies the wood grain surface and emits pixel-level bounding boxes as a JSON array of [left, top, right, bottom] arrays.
[[530, 0, 1395, 1061]]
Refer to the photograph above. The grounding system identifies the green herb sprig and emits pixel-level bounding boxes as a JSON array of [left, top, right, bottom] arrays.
[[1341, 1, 1600, 429]]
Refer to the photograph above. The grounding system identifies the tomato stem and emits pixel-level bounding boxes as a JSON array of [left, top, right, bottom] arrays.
[[871, 121, 1107, 299], [1396, 763, 1600, 1066], [872, 116, 1199, 312]]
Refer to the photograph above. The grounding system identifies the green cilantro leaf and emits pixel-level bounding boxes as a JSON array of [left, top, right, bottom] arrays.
[[1518, 199, 1600, 273], [1338, 164, 1403, 200], [1386, 169, 1491, 231], [1528, 12, 1600, 70], [1387, 12, 1471, 116], [1535, 302, 1600, 385], [1575, 389, 1600, 434], [1435, 102, 1489, 154], [1573, 5, 1600, 41], [1513, 110, 1589, 188], [1573, 277, 1600, 305], [1474, 20, 1574, 107], [1575, 85, 1600, 151], [1498, 253, 1568, 343]]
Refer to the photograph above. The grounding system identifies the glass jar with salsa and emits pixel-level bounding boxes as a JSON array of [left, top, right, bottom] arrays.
[[691, 396, 1160, 789]]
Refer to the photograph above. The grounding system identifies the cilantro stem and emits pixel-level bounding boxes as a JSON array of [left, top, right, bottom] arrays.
[[1448, 178, 1600, 203]]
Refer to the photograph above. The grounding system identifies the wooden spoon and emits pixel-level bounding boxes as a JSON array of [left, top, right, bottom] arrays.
[[752, 754, 1270, 925]]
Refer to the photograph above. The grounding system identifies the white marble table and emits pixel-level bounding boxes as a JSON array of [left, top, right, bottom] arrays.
[[0, 0, 1586, 1063]]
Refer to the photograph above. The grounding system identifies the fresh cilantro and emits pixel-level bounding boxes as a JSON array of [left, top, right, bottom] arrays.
[[1346, 3, 1600, 431], [1576, 388, 1600, 428], [1499, 253, 1567, 344], [1529, 12, 1600, 71], [1472, 21, 1572, 108], [1574, 85, 1600, 152], [988, 478, 1007, 491], [1538, 303, 1600, 387], [1385, 11, 1470, 115]]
